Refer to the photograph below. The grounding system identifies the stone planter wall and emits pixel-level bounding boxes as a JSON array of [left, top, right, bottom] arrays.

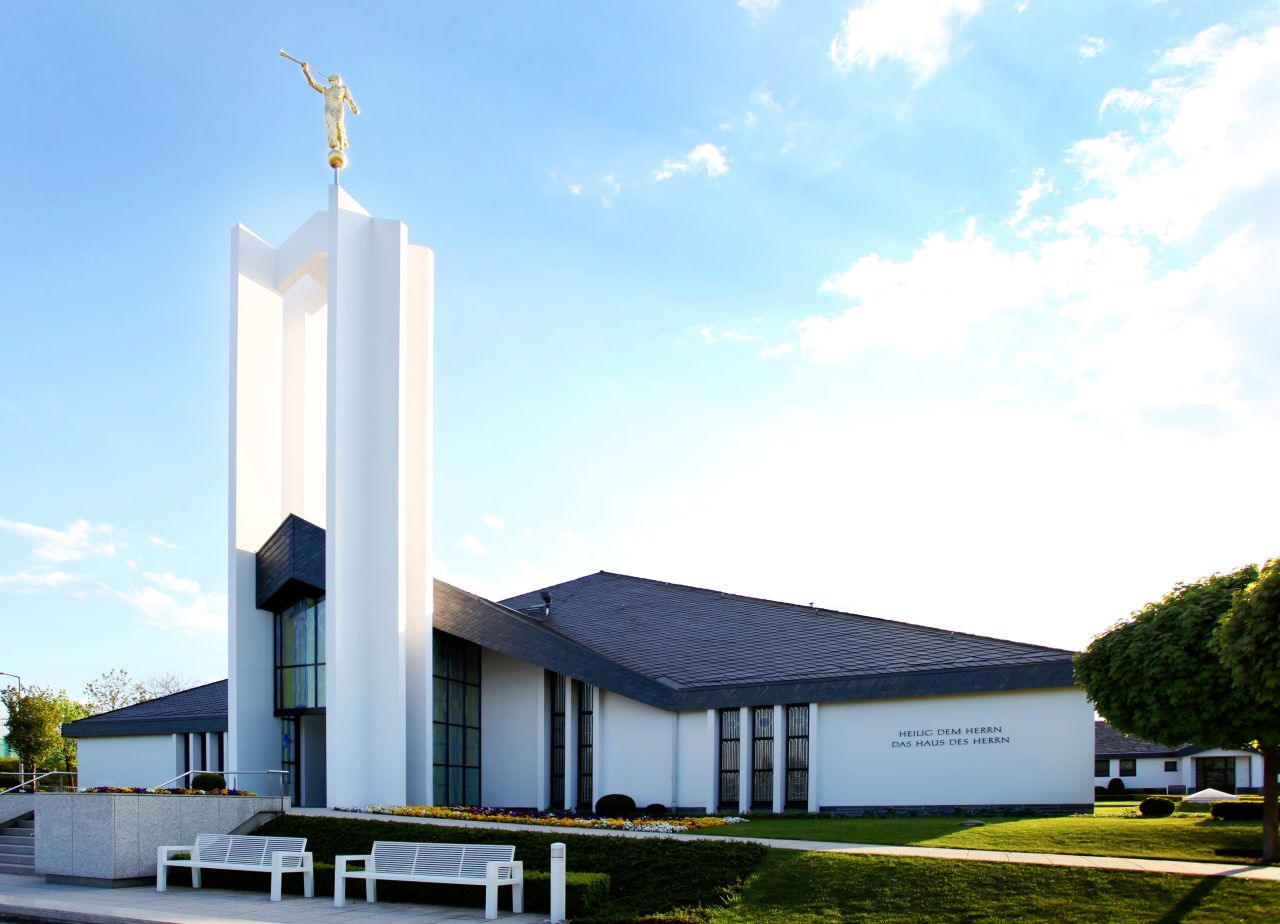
[[35, 792, 287, 884], [0, 792, 36, 826]]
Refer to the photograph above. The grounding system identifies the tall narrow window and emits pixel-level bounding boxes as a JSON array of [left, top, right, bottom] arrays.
[[433, 631, 481, 806], [718, 709, 740, 811], [274, 597, 325, 714], [751, 707, 774, 809], [280, 717, 298, 804], [549, 673, 566, 811], [785, 704, 809, 809], [576, 681, 594, 811]]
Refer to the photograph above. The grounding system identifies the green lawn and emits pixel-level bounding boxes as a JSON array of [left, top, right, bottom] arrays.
[[710, 851, 1280, 923], [695, 813, 1265, 862]]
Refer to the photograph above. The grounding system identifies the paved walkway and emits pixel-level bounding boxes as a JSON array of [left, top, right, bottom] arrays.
[[0, 872, 544, 924], [296, 808, 1280, 882]]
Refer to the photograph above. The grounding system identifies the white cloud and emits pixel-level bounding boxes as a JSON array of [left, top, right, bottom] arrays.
[[148, 535, 178, 550], [117, 585, 227, 633], [0, 570, 79, 590], [751, 88, 783, 112], [829, 0, 985, 82], [568, 183, 583, 196], [762, 343, 796, 357], [482, 513, 506, 530], [0, 517, 117, 562], [720, 330, 760, 343], [738, 0, 779, 20], [800, 20, 1280, 424], [143, 571, 201, 596], [458, 534, 488, 556], [1078, 35, 1108, 60], [654, 143, 729, 181]]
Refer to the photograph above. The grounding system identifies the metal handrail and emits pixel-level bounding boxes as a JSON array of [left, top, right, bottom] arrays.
[[152, 769, 290, 798], [0, 770, 78, 795]]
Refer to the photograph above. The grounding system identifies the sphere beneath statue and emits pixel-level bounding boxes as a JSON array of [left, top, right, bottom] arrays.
[[328, 149, 347, 170]]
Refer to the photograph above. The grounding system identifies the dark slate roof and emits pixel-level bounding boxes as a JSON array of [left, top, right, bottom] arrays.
[[1094, 721, 1203, 759], [495, 571, 1076, 709], [63, 681, 227, 738]]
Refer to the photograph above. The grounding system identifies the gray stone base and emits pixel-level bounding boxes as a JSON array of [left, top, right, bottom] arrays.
[[820, 803, 1094, 817], [45, 873, 151, 888]]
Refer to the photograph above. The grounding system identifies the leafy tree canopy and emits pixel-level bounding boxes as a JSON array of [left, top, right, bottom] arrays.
[[1074, 565, 1280, 749], [1216, 558, 1280, 705], [2, 685, 66, 772]]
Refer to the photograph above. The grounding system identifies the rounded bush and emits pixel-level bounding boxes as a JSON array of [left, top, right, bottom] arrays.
[[1211, 800, 1264, 821], [1106, 777, 1127, 795], [190, 772, 227, 792], [1139, 797, 1175, 817], [644, 803, 669, 818], [594, 793, 637, 817]]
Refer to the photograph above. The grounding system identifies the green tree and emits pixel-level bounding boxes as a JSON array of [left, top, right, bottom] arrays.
[[1215, 558, 1280, 862], [47, 691, 90, 773], [1075, 565, 1280, 860], [1, 686, 65, 782]]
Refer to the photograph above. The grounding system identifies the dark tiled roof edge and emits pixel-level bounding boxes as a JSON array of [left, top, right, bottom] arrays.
[[62, 680, 227, 738]]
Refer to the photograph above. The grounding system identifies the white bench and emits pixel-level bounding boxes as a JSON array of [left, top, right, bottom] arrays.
[[335, 841, 524, 919], [156, 833, 314, 902]]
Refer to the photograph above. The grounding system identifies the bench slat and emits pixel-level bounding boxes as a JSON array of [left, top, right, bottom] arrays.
[[460, 845, 516, 879]]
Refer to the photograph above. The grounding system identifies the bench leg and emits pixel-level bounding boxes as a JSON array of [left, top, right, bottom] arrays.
[[367, 877, 377, 904], [156, 862, 168, 893], [334, 871, 346, 908], [485, 880, 498, 920], [513, 880, 524, 914], [270, 869, 282, 902], [303, 867, 315, 899], [191, 864, 201, 890]]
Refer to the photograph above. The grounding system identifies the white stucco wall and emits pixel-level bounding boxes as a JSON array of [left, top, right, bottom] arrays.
[[480, 650, 544, 808], [596, 693, 678, 808], [815, 687, 1094, 807], [675, 710, 708, 811], [77, 736, 178, 789]]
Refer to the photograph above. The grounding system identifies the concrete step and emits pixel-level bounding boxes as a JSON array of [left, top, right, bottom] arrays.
[[0, 833, 34, 845], [0, 842, 34, 855], [9, 820, 34, 829], [0, 862, 35, 875]]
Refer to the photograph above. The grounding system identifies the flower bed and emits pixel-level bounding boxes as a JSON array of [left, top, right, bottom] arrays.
[[338, 804, 745, 833], [82, 786, 258, 796]]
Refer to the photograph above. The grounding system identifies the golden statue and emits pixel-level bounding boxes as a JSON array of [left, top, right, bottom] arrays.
[[281, 51, 360, 170]]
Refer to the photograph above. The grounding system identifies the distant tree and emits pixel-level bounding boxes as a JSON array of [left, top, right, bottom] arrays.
[[83, 668, 146, 714], [1, 686, 65, 779], [139, 672, 199, 700], [1215, 559, 1280, 862], [1075, 565, 1280, 861]]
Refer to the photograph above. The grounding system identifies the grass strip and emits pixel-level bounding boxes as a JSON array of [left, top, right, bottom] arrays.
[[692, 814, 1265, 862], [712, 851, 1280, 923]]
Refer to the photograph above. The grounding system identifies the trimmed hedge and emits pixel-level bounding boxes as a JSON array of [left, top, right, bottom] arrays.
[[190, 772, 227, 792], [1138, 797, 1175, 818], [1210, 801, 1265, 821], [252, 813, 767, 922], [594, 793, 637, 817]]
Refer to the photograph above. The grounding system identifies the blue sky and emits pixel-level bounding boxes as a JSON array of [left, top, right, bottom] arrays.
[[3, 1, 1279, 709]]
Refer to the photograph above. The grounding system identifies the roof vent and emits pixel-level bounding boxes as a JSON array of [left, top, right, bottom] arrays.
[[521, 591, 552, 621]]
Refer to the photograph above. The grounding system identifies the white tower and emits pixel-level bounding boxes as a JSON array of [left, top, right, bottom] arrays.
[[228, 185, 434, 807]]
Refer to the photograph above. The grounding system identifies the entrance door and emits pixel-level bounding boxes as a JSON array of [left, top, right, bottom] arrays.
[[1195, 756, 1237, 793]]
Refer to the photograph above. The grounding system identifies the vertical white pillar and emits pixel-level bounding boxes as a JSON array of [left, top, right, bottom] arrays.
[[535, 675, 549, 811], [670, 712, 679, 810], [591, 687, 603, 808], [807, 702, 819, 813], [738, 706, 751, 814], [325, 186, 433, 808], [705, 709, 718, 814], [564, 680, 578, 812], [772, 704, 785, 813], [549, 843, 567, 923], [228, 224, 286, 784]]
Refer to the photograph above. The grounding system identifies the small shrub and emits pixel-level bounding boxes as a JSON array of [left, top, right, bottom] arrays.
[[1094, 785, 1107, 796], [643, 802, 668, 818], [1106, 778, 1127, 795], [594, 793, 637, 817], [1210, 801, 1264, 821], [190, 772, 227, 792], [1138, 797, 1175, 817]]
